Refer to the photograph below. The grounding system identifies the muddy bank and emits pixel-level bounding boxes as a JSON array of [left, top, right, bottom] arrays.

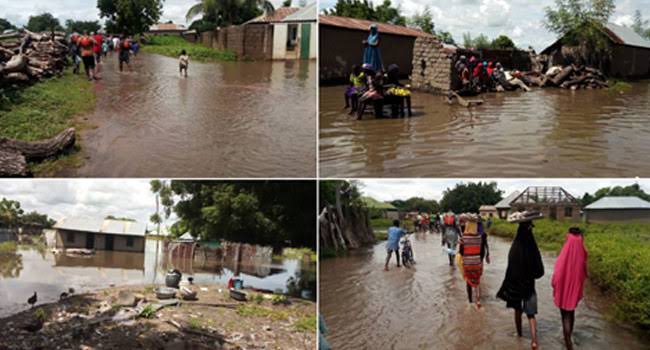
[[0, 284, 315, 350], [61, 53, 316, 178], [319, 231, 650, 349], [319, 81, 650, 177]]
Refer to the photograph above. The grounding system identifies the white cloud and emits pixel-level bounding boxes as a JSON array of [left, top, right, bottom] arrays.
[[613, 14, 634, 26], [480, 0, 511, 27]]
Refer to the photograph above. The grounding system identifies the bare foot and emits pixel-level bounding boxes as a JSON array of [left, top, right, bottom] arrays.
[[384, 266, 389, 271], [531, 341, 538, 350]]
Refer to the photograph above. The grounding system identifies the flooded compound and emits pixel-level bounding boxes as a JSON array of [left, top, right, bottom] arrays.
[[70, 53, 316, 177], [319, 82, 650, 177], [319, 232, 649, 349], [0, 239, 315, 318]]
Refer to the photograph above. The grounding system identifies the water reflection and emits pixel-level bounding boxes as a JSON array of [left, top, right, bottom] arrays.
[[0, 239, 314, 317]]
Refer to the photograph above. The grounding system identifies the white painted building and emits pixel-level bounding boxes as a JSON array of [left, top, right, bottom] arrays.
[[272, 2, 317, 60]]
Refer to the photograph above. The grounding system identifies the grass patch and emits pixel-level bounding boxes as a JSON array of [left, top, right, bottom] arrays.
[[0, 68, 95, 141], [0, 241, 17, 253], [490, 219, 650, 328], [139, 304, 156, 319], [374, 231, 388, 241], [293, 314, 316, 332], [142, 36, 236, 62], [236, 304, 288, 321], [188, 317, 202, 330], [281, 247, 316, 261], [607, 80, 632, 94]]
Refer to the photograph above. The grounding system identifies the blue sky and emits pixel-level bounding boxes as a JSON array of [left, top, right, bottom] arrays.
[[0, 0, 289, 28], [320, 0, 650, 51], [358, 178, 649, 201]]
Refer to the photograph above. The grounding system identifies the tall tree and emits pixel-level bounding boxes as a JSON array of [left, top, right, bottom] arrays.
[[437, 30, 455, 45], [186, 0, 271, 27], [97, 0, 164, 35], [631, 9, 650, 39], [581, 183, 650, 207], [0, 18, 16, 32], [65, 20, 101, 34], [491, 35, 516, 49], [324, 0, 405, 26], [0, 198, 24, 229], [26, 13, 64, 32], [439, 182, 503, 214], [408, 6, 434, 34]]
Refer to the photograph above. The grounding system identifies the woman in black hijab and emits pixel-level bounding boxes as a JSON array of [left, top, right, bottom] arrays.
[[497, 220, 544, 349]]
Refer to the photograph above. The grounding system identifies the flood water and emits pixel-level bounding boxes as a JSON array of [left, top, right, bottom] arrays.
[[319, 82, 650, 177], [319, 232, 650, 349], [68, 53, 316, 177], [0, 239, 315, 318]]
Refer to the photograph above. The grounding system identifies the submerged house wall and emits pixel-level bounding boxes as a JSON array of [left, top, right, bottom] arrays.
[[410, 36, 453, 93], [55, 229, 145, 252]]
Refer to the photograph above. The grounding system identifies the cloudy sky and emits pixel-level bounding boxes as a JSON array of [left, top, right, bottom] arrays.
[[357, 178, 649, 201], [0, 0, 288, 29], [0, 179, 162, 226], [319, 0, 650, 51]]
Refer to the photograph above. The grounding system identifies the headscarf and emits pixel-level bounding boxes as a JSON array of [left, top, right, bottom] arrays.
[[551, 230, 587, 310], [368, 24, 379, 46], [496, 221, 544, 302]]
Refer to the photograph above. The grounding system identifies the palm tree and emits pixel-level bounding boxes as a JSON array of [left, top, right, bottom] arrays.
[[186, 0, 275, 26]]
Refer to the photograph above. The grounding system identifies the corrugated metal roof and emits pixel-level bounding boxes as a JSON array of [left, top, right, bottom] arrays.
[[319, 15, 434, 38], [283, 2, 316, 22], [584, 196, 650, 210], [605, 23, 650, 49], [149, 23, 186, 31], [494, 191, 521, 209], [247, 8, 300, 24], [54, 218, 146, 237]]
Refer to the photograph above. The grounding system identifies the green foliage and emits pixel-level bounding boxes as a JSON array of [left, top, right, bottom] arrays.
[[0, 68, 95, 141], [0, 241, 18, 253], [293, 314, 316, 332], [282, 0, 292, 6], [580, 183, 650, 207], [436, 31, 455, 45], [439, 182, 503, 214], [33, 308, 46, 322], [491, 35, 517, 49], [490, 219, 650, 328], [319, 180, 364, 209], [408, 6, 433, 34], [282, 247, 316, 260], [20, 211, 56, 228], [252, 292, 265, 304], [65, 20, 101, 34], [0, 18, 16, 32], [142, 35, 237, 61], [374, 230, 388, 240], [185, 0, 268, 27], [188, 317, 202, 329], [97, 0, 164, 35], [139, 304, 156, 318], [0, 198, 24, 229], [153, 180, 315, 248], [236, 304, 289, 320], [324, 0, 406, 26], [26, 13, 63, 32], [271, 294, 288, 304], [390, 197, 438, 213]]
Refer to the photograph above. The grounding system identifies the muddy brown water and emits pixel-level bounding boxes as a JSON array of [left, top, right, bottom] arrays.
[[0, 239, 314, 318], [319, 82, 650, 177], [67, 53, 316, 177], [319, 232, 650, 349]]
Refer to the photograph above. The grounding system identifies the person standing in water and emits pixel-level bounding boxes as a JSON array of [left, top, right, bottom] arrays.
[[459, 214, 490, 307], [497, 214, 544, 350], [442, 212, 460, 266], [118, 35, 131, 72], [551, 227, 588, 350], [384, 219, 406, 271], [179, 50, 190, 77], [363, 24, 383, 73], [78, 32, 97, 81]]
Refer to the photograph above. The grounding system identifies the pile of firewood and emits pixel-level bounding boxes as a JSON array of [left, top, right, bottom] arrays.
[[0, 29, 68, 86], [543, 64, 608, 90]]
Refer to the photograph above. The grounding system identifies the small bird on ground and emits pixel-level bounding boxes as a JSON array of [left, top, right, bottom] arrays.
[[27, 292, 37, 308], [59, 292, 68, 300], [188, 277, 194, 285], [68, 287, 75, 294]]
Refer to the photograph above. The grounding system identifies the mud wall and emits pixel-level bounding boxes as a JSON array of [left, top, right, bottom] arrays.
[[197, 25, 273, 60], [410, 36, 453, 94]]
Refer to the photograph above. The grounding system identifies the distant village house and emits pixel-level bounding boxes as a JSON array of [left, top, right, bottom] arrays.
[[584, 196, 650, 223], [54, 218, 146, 253]]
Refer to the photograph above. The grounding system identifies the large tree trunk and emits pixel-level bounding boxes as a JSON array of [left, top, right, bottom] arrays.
[[0, 128, 76, 177]]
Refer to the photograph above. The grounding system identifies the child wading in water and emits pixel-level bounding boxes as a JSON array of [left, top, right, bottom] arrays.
[[179, 50, 189, 77]]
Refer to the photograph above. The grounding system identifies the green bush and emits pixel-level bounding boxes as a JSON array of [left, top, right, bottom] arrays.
[[490, 219, 650, 328], [142, 35, 236, 62]]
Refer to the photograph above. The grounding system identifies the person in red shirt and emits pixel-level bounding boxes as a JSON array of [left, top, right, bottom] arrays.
[[78, 32, 97, 81], [92, 32, 103, 65]]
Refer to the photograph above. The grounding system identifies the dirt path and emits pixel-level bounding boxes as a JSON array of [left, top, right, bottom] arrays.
[[64, 53, 316, 177], [319, 231, 649, 349]]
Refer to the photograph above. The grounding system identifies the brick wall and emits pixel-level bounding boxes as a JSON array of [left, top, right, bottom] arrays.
[[410, 36, 453, 94]]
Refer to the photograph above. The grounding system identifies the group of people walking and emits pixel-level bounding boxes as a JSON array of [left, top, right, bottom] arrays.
[[68, 31, 139, 81], [384, 211, 588, 349]]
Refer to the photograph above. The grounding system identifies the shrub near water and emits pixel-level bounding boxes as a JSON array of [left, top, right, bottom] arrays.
[[490, 219, 650, 328], [142, 36, 236, 62]]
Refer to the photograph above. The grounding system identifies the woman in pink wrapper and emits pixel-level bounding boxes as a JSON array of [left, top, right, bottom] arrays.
[[551, 227, 588, 350]]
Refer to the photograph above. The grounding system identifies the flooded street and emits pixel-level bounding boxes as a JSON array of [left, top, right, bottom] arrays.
[[319, 232, 649, 349], [319, 82, 650, 177], [70, 53, 316, 177], [0, 239, 315, 318]]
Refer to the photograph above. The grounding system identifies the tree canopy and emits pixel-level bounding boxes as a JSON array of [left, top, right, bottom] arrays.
[[186, 0, 270, 30], [97, 0, 164, 35], [439, 182, 503, 214], [631, 9, 650, 40], [491, 35, 517, 49], [26, 13, 64, 32], [390, 197, 439, 213], [408, 6, 433, 34], [65, 20, 101, 34], [324, 0, 406, 26], [580, 183, 650, 207], [0, 18, 16, 32], [0, 198, 55, 229], [153, 181, 316, 249], [544, 0, 615, 54]]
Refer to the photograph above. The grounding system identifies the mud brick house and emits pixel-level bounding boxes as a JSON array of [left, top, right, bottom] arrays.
[[479, 205, 497, 219], [54, 218, 146, 252], [319, 15, 433, 83], [494, 191, 521, 220], [541, 22, 650, 78], [584, 196, 650, 223], [500, 186, 581, 221]]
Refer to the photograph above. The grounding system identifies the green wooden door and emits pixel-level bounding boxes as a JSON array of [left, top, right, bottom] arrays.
[[300, 23, 311, 59]]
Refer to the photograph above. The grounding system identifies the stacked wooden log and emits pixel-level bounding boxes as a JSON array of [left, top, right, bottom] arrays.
[[0, 128, 76, 177], [0, 29, 68, 86], [543, 64, 608, 90]]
